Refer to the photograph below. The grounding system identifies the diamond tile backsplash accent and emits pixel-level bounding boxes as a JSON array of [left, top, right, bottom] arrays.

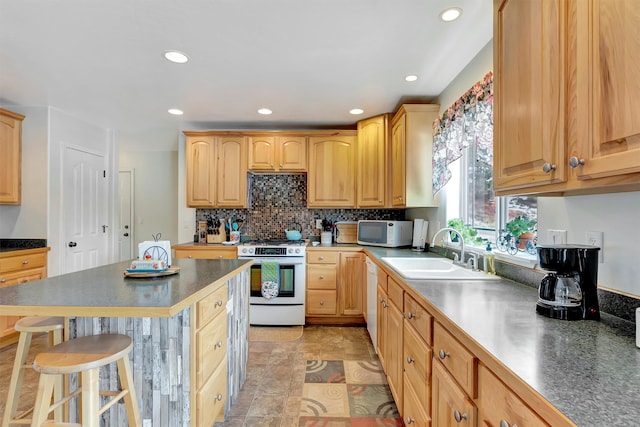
[[196, 173, 404, 241]]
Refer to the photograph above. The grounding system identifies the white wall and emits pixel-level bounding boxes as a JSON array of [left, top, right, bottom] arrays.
[[538, 193, 640, 297], [0, 106, 48, 238], [120, 150, 179, 247]]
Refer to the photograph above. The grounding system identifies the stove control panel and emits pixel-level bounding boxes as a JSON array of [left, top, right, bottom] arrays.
[[238, 246, 305, 257]]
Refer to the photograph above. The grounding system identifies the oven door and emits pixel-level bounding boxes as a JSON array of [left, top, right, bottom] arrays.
[[245, 258, 305, 304]]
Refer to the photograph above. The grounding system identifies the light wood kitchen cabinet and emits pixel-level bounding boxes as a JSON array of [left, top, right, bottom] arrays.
[[0, 108, 25, 205], [493, 0, 640, 196], [390, 104, 440, 207], [184, 133, 247, 208], [379, 276, 404, 412], [307, 135, 357, 208], [173, 244, 238, 260], [248, 135, 307, 172], [432, 361, 477, 427], [194, 284, 228, 425], [357, 114, 390, 208], [477, 362, 549, 427], [0, 248, 48, 347], [306, 249, 365, 322]]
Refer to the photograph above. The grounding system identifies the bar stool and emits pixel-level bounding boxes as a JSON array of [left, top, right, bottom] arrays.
[[30, 334, 141, 427], [2, 316, 65, 427]]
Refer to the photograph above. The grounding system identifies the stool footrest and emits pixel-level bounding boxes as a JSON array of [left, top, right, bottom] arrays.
[[98, 390, 130, 416]]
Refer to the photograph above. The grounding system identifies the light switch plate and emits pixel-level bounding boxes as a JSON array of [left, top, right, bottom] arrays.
[[315, 219, 323, 229], [547, 229, 567, 244], [586, 231, 604, 263]]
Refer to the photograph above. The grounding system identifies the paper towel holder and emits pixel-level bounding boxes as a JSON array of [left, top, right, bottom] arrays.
[[412, 219, 429, 252]]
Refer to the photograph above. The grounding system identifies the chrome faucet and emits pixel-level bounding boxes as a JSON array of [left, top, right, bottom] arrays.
[[430, 227, 466, 267]]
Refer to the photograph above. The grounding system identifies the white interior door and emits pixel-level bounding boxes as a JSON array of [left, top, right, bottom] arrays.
[[118, 170, 134, 261], [63, 147, 108, 273]]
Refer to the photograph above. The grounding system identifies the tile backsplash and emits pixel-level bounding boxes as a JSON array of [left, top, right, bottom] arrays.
[[196, 173, 404, 240]]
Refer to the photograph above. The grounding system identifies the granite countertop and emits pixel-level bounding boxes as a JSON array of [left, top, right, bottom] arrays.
[[0, 238, 48, 253], [0, 258, 252, 317], [364, 247, 640, 427]]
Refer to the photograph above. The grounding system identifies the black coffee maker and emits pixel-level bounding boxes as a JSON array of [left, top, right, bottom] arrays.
[[536, 244, 600, 320]]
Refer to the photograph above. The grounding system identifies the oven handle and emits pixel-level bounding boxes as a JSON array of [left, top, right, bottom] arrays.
[[239, 257, 305, 266]]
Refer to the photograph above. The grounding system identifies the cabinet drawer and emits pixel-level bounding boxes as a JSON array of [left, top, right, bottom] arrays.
[[0, 253, 47, 273], [197, 285, 228, 328], [196, 317, 227, 387], [403, 373, 431, 427], [307, 265, 337, 289], [197, 358, 227, 426], [477, 363, 548, 427], [404, 319, 432, 405], [307, 251, 338, 264], [0, 267, 45, 287], [404, 293, 433, 346], [433, 322, 477, 398], [174, 248, 237, 259], [306, 290, 337, 315], [387, 277, 403, 308]]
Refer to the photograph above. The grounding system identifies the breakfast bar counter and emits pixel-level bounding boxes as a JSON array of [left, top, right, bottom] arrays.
[[0, 258, 252, 427]]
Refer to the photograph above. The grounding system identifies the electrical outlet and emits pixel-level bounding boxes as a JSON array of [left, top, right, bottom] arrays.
[[315, 219, 323, 229], [586, 231, 604, 263], [547, 229, 567, 244]]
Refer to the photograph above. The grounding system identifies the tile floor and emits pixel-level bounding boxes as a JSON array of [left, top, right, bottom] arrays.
[[0, 326, 399, 427], [224, 326, 401, 427]]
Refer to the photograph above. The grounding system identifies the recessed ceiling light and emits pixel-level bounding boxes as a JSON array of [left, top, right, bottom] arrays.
[[257, 108, 273, 115], [163, 50, 189, 64], [405, 74, 419, 82], [349, 108, 364, 115], [168, 108, 183, 115], [440, 7, 462, 22]]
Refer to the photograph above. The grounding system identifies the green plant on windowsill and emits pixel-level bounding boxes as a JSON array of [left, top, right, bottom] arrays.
[[504, 215, 537, 239], [446, 218, 486, 246]]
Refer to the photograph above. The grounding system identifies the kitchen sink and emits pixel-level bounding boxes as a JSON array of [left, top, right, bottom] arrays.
[[381, 257, 500, 281]]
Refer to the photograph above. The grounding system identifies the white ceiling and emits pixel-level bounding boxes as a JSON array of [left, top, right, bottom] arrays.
[[0, 0, 493, 151]]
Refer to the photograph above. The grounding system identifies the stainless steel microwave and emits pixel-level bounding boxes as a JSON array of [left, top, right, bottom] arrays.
[[357, 220, 413, 247]]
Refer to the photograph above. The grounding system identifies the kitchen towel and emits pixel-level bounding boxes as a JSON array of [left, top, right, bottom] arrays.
[[261, 262, 280, 300]]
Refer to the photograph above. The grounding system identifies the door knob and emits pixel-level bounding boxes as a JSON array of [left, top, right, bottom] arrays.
[[68, 242, 77, 247]]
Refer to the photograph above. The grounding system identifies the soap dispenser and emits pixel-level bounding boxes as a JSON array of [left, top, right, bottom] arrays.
[[484, 243, 496, 274]]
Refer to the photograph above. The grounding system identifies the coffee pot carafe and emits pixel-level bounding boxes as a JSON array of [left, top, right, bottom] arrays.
[[536, 245, 600, 320]]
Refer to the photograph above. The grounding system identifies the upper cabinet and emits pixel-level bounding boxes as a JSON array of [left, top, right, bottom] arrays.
[[0, 108, 25, 205], [357, 114, 390, 208], [493, 0, 640, 196], [185, 133, 247, 208], [248, 135, 307, 172], [390, 104, 440, 207], [307, 134, 357, 208]]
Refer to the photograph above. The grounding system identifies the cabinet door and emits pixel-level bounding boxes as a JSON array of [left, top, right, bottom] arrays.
[[390, 113, 407, 207], [387, 298, 404, 412], [248, 136, 276, 171], [307, 136, 356, 207], [376, 284, 388, 368], [357, 115, 388, 207], [278, 136, 307, 171], [0, 266, 45, 340], [339, 252, 364, 316], [186, 135, 216, 207], [574, 0, 640, 180], [432, 361, 476, 427], [493, 0, 567, 192], [216, 136, 247, 208], [0, 109, 24, 205]]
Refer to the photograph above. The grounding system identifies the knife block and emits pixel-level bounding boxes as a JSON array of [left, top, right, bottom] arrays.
[[207, 224, 227, 243]]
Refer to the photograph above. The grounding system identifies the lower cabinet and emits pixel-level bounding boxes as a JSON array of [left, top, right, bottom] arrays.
[[306, 249, 365, 324], [194, 284, 228, 425], [432, 361, 477, 427], [0, 248, 49, 347]]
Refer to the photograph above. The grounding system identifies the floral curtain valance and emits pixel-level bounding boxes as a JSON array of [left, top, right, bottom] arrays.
[[432, 71, 494, 195]]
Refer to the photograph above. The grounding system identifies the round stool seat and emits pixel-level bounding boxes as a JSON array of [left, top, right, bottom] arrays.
[[34, 334, 132, 375], [14, 316, 64, 333]]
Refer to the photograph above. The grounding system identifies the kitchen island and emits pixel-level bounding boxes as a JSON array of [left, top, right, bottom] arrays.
[[0, 258, 252, 427]]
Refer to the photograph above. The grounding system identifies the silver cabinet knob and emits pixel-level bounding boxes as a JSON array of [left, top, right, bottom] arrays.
[[569, 156, 585, 168], [500, 421, 514, 427], [438, 349, 450, 359], [406, 312, 415, 319], [406, 356, 414, 364], [542, 163, 557, 173], [22, 260, 29, 264], [215, 300, 223, 307], [216, 393, 223, 401], [405, 417, 414, 424], [320, 301, 324, 305], [215, 341, 223, 348], [453, 410, 468, 423], [319, 276, 324, 280], [188, 255, 193, 258]]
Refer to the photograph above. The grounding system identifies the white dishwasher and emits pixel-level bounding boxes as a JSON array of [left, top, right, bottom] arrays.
[[365, 257, 378, 350]]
